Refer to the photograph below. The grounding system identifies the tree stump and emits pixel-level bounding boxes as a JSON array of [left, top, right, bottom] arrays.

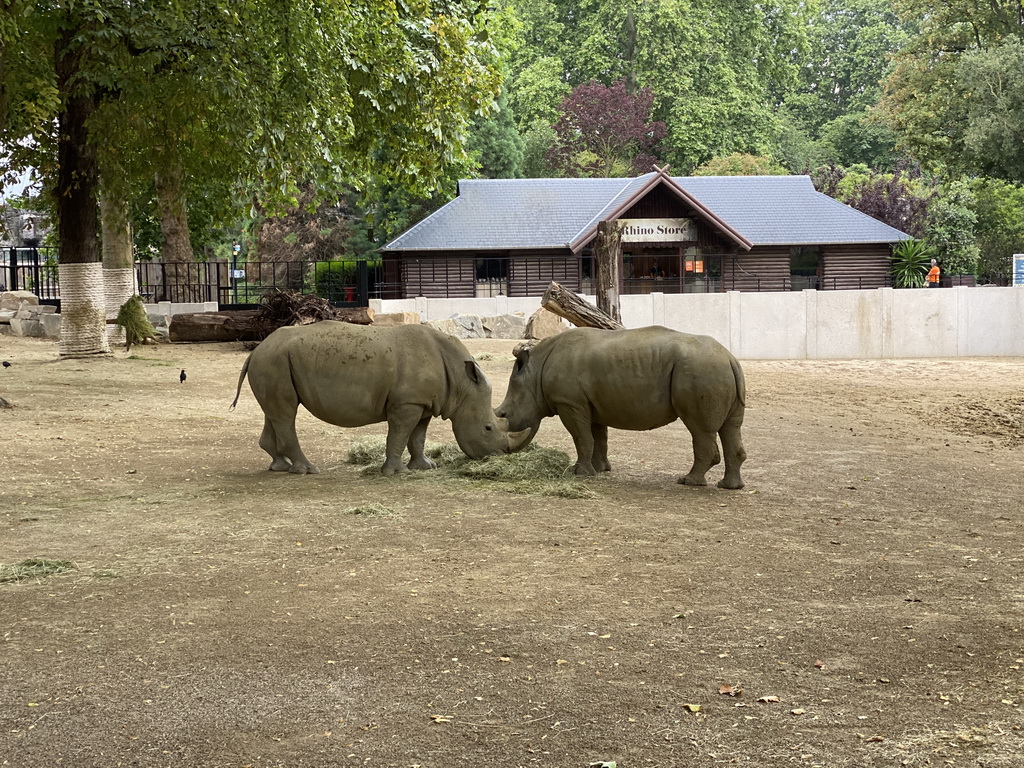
[[541, 281, 624, 330], [594, 220, 623, 324]]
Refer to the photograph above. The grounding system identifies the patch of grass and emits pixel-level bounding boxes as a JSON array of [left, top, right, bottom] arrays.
[[446, 446, 572, 481], [0, 558, 77, 584], [91, 569, 121, 579], [475, 353, 494, 361], [347, 436, 389, 465], [345, 503, 403, 518]]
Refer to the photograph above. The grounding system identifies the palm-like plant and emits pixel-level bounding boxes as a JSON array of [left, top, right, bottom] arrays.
[[891, 239, 935, 288]]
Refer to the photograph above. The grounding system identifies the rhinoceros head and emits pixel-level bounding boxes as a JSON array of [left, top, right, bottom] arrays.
[[494, 344, 545, 452], [452, 360, 531, 459]]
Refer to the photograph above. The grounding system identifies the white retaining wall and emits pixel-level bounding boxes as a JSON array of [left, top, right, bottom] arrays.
[[372, 286, 1024, 359]]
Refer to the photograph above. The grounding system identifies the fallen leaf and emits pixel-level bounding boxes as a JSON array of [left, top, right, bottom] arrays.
[[758, 695, 781, 704], [718, 684, 742, 697], [814, 660, 825, 669], [791, 708, 806, 715], [682, 703, 702, 713], [430, 715, 453, 723]]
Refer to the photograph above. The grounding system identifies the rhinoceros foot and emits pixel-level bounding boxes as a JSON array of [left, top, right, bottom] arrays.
[[678, 473, 709, 487], [407, 456, 437, 471], [717, 477, 744, 490], [269, 458, 293, 472], [572, 462, 598, 476], [288, 462, 319, 475]]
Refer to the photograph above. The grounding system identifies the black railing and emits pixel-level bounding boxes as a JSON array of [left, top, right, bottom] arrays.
[[1, 247, 61, 303]]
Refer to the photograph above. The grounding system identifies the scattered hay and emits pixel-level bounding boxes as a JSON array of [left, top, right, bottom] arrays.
[[0, 558, 77, 584], [348, 436, 389, 465], [447, 446, 572, 481], [345, 503, 403, 518]]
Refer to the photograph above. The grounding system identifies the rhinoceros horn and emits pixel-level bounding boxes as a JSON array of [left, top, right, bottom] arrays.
[[500, 419, 533, 453]]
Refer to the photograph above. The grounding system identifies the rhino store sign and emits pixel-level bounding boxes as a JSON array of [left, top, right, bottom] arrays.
[[619, 218, 697, 243]]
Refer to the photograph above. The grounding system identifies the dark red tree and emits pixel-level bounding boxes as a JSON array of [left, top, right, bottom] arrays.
[[546, 79, 667, 177]]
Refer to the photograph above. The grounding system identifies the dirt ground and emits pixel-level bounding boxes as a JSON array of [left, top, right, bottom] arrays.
[[1, 332, 1022, 768]]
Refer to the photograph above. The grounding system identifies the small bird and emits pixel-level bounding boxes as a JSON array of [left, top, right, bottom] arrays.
[[179, 369, 186, 384], [2, 361, 10, 368]]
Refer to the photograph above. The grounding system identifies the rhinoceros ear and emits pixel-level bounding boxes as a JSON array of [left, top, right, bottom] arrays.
[[513, 346, 531, 373], [465, 359, 485, 384]]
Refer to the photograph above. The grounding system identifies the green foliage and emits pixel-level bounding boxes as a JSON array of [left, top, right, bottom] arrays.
[[890, 239, 933, 288], [923, 179, 979, 277], [969, 178, 1024, 283], [468, 85, 525, 179], [960, 38, 1024, 183], [693, 153, 787, 177]]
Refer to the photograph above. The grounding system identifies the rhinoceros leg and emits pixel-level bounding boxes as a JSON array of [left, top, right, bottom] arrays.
[[558, 406, 598, 475], [678, 427, 721, 487], [717, 413, 746, 489], [591, 423, 612, 472], [259, 418, 293, 472], [382, 404, 427, 474], [406, 416, 437, 471]]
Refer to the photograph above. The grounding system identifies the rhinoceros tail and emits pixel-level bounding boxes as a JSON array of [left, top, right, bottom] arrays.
[[729, 354, 746, 409], [230, 354, 252, 410]]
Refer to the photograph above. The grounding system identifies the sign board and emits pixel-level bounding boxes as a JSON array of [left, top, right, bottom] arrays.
[[1014, 254, 1024, 287], [619, 218, 696, 243], [231, 269, 246, 280]]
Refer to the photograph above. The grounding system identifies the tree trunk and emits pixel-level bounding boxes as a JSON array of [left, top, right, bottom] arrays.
[[169, 307, 375, 343], [101, 190, 136, 347], [594, 220, 622, 325], [155, 162, 202, 302], [54, 22, 109, 358], [155, 162, 193, 263], [541, 281, 624, 330]]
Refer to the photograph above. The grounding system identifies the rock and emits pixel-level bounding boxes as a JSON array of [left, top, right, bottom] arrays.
[[525, 307, 569, 340], [447, 314, 485, 338], [15, 302, 55, 319], [424, 318, 460, 337], [0, 291, 39, 311], [39, 314, 62, 339], [373, 311, 421, 327], [9, 317, 46, 337], [482, 313, 527, 340]]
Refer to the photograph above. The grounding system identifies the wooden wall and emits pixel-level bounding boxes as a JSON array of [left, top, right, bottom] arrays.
[[822, 244, 892, 290], [721, 247, 791, 291]]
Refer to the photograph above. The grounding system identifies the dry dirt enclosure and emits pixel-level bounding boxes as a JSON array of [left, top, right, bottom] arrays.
[[1, 333, 1022, 768]]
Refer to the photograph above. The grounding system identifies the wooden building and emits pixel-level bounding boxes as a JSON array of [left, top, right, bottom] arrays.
[[381, 169, 910, 298]]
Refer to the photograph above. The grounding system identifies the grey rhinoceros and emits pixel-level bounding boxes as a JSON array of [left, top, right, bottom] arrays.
[[496, 326, 747, 489], [231, 321, 529, 474]]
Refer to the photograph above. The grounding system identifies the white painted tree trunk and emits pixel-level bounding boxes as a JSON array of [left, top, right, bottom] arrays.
[[59, 262, 112, 357]]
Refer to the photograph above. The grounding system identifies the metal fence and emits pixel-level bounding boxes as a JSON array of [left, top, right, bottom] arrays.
[[1, 247, 61, 303]]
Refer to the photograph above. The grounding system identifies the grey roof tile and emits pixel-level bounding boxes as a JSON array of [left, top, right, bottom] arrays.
[[383, 174, 910, 251]]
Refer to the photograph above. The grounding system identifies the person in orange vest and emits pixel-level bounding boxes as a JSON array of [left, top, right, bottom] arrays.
[[927, 258, 941, 287]]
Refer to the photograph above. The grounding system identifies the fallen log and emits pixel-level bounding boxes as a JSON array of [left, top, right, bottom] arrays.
[[169, 306, 374, 343], [541, 281, 624, 330]]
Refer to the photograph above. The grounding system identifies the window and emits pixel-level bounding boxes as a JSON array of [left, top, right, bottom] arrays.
[[789, 246, 821, 290]]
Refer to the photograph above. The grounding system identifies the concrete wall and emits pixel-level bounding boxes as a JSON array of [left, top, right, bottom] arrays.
[[373, 286, 1024, 359]]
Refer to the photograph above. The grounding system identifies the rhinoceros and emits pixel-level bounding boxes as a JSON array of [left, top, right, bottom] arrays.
[[496, 326, 747, 489], [231, 321, 529, 474]]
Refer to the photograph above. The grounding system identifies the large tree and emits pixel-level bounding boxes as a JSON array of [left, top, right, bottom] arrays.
[[878, 0, 1024, 175], [546, 78, 665, 177], [2, 0, 501, 356]]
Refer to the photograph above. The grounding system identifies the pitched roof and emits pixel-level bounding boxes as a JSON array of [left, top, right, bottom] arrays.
[[383, 173, 911, 252]]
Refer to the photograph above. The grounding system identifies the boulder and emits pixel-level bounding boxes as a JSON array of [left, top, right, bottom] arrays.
[[449, 314, 485, 338], [15, 302, 56, 319], [482, 313, 527, 340], [39, 314, 62, 339], [9, 317, 46, 337], [373, 311, 421, 327], [424, 318, 460, 337], [1, 291, 39, 311], [525, 307, 569, 340]]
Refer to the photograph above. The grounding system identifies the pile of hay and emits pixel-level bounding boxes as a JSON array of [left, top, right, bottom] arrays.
[[346, 437, 595, 498]]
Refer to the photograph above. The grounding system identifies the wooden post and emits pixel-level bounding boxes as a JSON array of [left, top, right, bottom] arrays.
[[594, 220, 623, 325], [541, 281, 624, 330]]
